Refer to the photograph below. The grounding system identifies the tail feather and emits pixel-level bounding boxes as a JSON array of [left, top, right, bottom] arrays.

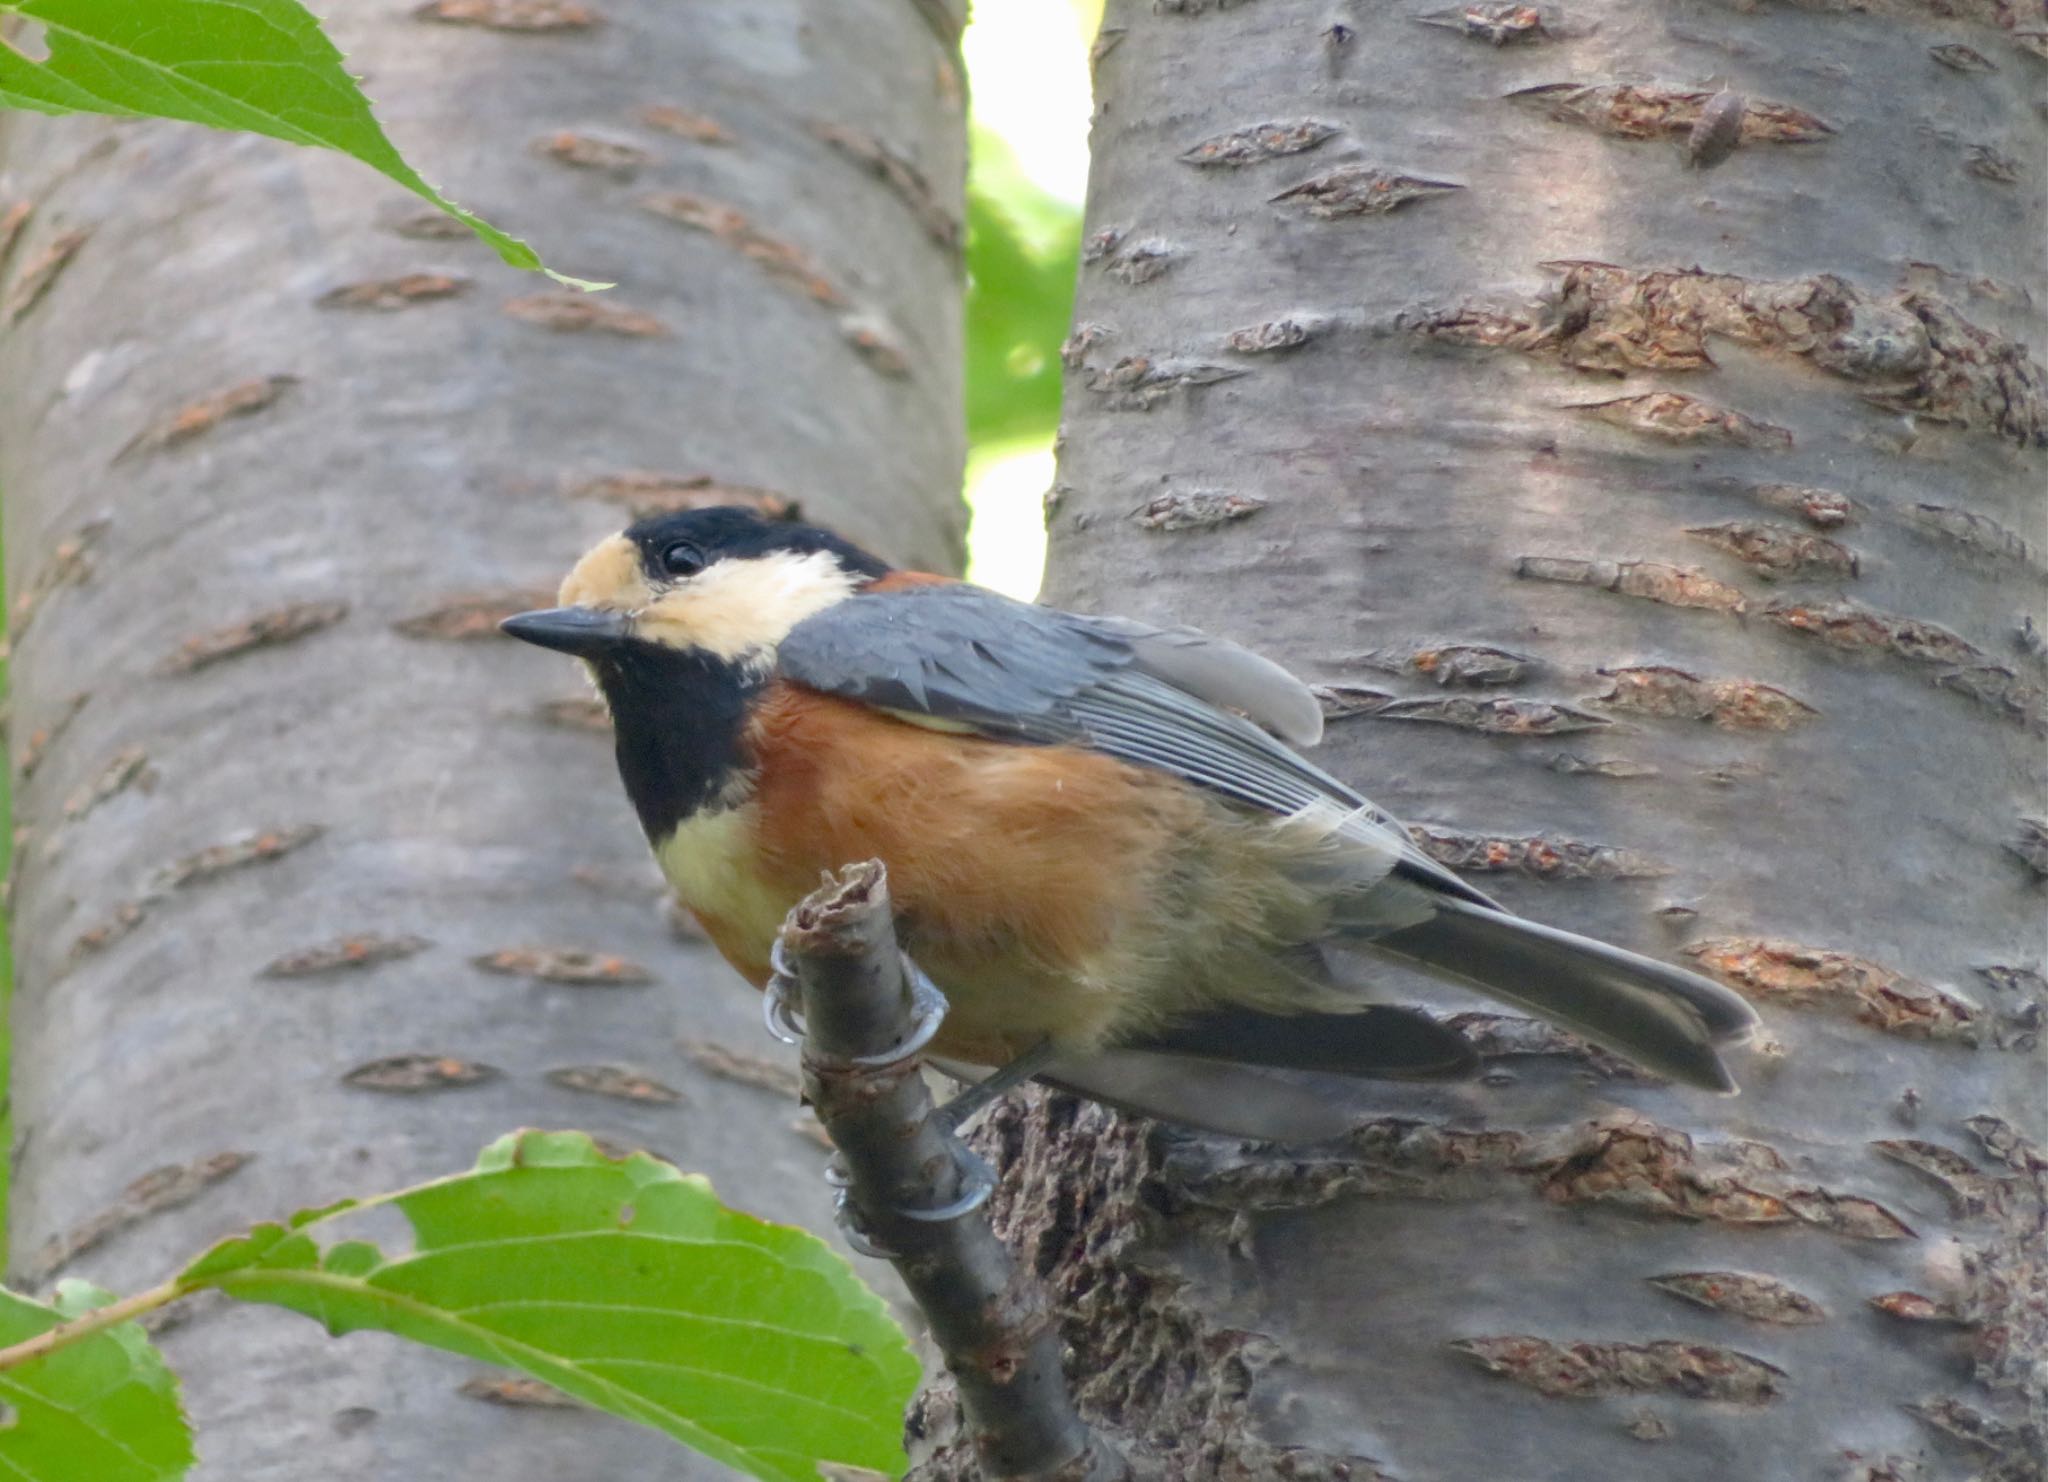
[[1360, 898, 1759, 1092], [1126, 1003, 1479, 1080]]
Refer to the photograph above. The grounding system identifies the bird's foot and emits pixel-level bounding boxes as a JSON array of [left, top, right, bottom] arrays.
[[766, 938, 950, 1066], [824, 1144, 997, 1259]]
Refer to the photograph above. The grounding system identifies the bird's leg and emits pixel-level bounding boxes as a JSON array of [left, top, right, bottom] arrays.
[[774, 937, 1000, 1245], [931, 1040, 1057, 1134]]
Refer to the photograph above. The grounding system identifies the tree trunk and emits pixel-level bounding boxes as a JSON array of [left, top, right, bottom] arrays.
[[0, 1, 963, 1475], [915, 3, 2044, 1478]]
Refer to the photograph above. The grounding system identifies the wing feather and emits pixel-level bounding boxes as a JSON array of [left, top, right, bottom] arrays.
[[777, 585, 1497, 908]]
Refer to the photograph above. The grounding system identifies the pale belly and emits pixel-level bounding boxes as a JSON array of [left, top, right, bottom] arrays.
[[653, 805, 798, 970]]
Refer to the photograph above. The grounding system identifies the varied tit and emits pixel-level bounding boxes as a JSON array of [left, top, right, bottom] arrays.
[[503, 507, 1757, 1141]]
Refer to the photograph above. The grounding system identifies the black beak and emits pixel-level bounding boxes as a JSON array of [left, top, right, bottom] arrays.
[[500, 606, 631, 657]]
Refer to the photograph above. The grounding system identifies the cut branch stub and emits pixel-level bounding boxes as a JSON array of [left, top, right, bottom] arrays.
[[784, 862, 1127, 1482]]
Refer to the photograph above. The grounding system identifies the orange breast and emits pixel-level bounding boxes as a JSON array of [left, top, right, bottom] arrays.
[[701, 683, 1200, 1063]]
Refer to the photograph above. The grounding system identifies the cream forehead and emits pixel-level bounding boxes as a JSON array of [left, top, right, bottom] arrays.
[[558, 535, 651, 609]]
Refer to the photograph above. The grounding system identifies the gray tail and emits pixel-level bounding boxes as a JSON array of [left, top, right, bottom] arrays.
[[1361, 898, 1760, 1092]]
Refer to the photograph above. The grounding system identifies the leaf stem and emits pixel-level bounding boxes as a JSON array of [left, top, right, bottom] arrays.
[[0, 1279, 186, 1371]]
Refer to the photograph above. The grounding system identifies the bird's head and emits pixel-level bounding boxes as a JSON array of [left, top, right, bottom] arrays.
[[501, 506, 890, 666]]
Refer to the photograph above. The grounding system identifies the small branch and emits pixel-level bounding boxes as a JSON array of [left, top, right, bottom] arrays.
[[781, 861, 1127, 1482], [0, 1278, 186, 1372]]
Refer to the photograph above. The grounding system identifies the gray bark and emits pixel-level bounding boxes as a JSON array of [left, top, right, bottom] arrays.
[[1, 1, 963, 1476], [918, 3, 2045, 1479]]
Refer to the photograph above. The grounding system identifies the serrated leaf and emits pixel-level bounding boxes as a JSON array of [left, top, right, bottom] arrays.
[[182, 1130, 916, 1482], [0, 0, 598, 286], [0, 1284, 194, 1481]]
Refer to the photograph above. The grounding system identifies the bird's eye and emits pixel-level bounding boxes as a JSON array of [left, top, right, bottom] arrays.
[[659, 540, 707, 578]]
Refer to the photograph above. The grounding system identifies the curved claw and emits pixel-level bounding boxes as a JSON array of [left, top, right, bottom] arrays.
[[895, 1144, 996, 1224], [763, 937, 806, 1045], [832, 954, 949, 1068], [827, 1143, 996, 1259], [832, 1189, 901, 1260]]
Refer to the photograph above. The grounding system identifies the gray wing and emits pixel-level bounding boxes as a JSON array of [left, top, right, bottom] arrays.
[[777, 583, 1499, 909]]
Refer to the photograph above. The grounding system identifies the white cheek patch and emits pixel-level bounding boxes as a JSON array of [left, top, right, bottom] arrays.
[[635, 550, 859, 660]]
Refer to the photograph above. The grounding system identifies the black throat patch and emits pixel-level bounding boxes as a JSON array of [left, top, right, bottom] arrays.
[[592, 642, 759, 843]]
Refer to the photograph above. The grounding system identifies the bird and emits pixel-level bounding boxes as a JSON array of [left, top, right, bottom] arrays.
[[502, 506, 1758, 1141]]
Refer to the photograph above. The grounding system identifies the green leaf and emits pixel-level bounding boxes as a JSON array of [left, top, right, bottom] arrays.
[[182, 1130, 917, 1482], [966, 127, 1080, 448], [0, 0, 599, 286], [0, 1282, 194, 1481]]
